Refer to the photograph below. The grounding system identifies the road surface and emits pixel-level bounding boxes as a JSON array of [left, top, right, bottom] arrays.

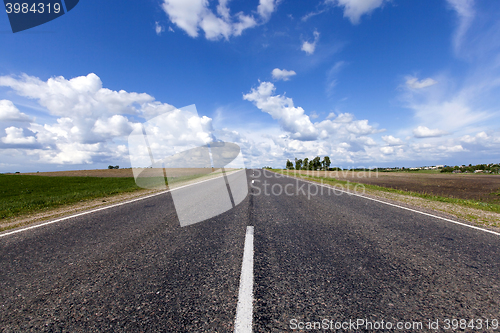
[[1, 169, 499, 332]]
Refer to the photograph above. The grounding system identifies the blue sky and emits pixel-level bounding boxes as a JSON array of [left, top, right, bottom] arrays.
[[1, 0, 500, 172]]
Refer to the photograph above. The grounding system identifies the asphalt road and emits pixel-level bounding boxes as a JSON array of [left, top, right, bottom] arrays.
[[1, 169, 499, 332]]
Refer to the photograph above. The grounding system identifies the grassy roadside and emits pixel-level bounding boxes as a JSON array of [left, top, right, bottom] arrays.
[[0, 175, 145, 222], [271, 169, 500, 227], [0, 169, 237, 232]]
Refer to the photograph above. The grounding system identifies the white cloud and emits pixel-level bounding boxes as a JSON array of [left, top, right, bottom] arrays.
[[316, 114, 379, 138], [243, 81, 382, 148], [2, 126, 36, 144], [400, 71, 494, 135], [410, 99, 490, 133], [380, 146, 394, 154], [438, 144, 465, 153], [155, 22, 165, 35], [161, 0, 278, 40], [161, 0, 206, 38], [382, 135, 404, 145], [37, 142, 101, 164], [0, 73, 154, 118], [326, 112, 336, 119], [93, 115, 138, 137], [243, 81, 318, 140], [141, 101, 177, 120], [257, 0, 277, 21], [271, 68, 296, 81], [446, 0, 475, 53], [0, 73, 215, 166], [301, 31, 319, 55], [405, 76, 438, 89], [460, 131, 489, 144], [301, 9, 327, 22], [413, 126, 448, 138], [0, 100, 32, 122], [327, 0, 388, 24], [326, 61, 346, 95]]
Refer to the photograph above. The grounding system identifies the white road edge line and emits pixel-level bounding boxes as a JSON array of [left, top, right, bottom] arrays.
[[273, 171, 500, 237], [0, 169, 246, 238], [234, 226, 254, 333]]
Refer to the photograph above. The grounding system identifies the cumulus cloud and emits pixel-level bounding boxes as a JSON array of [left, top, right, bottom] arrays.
[[413, 126, 448, 138], [140, 101, 177, 120], [257, 0, 278, 21], [271, 68, 296, 81], [301, 31, 319, 55], [327, 0, 388, 24], [36, 142, 101, 164], [380, 146, 394, 154], [2, 126, 36, 144], [405, 76, 438, 89], [243, 81, 381, 147], [0, 100, 32, 122], [0, 73, 215, 166], [461, 131, 489, 144], [438, 144, 465, 153], [0, 73, 154, 118], [243, 81, 318, 140], [459, 131, 500, 153], [155, 22, 165, 35], [161, 0, 278, 40], [382, 135, 404, 146], [93, 115, 139, 137], [316, 114, 379, 137]]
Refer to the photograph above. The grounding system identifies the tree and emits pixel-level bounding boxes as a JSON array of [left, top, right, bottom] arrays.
[[322, 156, 331, 170], [309, 160, 314, 170], [312, 156, 321, 170], [302, 158, 309, 170], [108, 165, 114, 169], [295, 159, 303, 170], [286, 159, 294, 170]]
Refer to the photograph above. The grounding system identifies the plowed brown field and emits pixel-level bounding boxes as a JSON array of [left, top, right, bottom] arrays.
[[286, 170, 500, 204]]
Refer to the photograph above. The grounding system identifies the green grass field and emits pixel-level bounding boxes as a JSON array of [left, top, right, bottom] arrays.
[[0, 170, 230, 228], [0, 175, 144, 221]]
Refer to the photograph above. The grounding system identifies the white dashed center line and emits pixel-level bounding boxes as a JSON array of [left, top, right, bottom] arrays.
[[234, 226, 254, 333]]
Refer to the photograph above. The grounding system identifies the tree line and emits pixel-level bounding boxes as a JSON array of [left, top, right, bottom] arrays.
[[285, 156, 334, 171], [440, 163, 500, 173]]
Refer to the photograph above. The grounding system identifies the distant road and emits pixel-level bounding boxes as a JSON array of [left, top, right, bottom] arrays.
[[1, 169, 499, 332]]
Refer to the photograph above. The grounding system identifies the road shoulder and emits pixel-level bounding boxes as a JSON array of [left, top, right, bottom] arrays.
[[271, 170, 500, 233]]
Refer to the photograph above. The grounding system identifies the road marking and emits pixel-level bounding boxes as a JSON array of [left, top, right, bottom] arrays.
[[271, 170, 500, 237], [0, 169, 247, 238], [234, 226, 254, 333]]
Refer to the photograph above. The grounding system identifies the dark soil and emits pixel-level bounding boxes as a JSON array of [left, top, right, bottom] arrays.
[[293, 171, 500, 204]]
